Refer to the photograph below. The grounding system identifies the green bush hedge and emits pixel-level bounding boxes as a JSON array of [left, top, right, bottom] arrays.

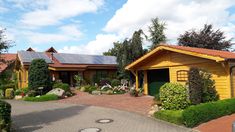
[[53, 82, 70, 92], [182, 98, 235, 127], [160, 83, 190, 110], [24, 94, 59, 102], [154, 110, 183, 125], [0, 100, 11, 132]]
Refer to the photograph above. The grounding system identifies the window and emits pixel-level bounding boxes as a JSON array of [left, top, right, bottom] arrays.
[[96, 70, 108, 78], [177, 70, 188, 82]]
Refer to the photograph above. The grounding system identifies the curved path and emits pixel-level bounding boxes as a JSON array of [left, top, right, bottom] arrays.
[[7, 100, 192, 132]]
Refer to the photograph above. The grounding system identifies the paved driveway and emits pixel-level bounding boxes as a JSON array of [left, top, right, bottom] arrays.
[[7, 100, 192, 132], [58, 91, 153, 115]]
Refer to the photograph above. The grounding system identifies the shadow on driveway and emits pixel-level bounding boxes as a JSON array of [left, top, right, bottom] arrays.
[[12, 105, 87, 132]]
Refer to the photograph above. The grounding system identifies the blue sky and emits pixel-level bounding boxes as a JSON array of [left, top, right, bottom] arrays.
[[1, 0, 235, 54]]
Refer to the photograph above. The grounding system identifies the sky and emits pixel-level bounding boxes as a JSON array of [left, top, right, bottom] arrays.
[[0, 0, 235, 54]]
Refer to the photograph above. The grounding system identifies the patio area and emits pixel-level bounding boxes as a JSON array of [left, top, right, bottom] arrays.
[[58, 91, 154, 115]]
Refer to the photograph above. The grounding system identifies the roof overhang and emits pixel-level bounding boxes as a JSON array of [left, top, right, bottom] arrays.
[[125, 45, 225, 70]]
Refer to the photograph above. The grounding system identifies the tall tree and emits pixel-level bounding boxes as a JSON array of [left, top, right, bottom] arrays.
[[130, 29, 144, 61], [148, 17, 166, 50], [178, 24, 232, 51], [0, 28, 12, 62], [103, 42, 122, 56]]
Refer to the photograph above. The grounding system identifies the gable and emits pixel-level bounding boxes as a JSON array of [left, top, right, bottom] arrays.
[[133, 50, 218, 70]]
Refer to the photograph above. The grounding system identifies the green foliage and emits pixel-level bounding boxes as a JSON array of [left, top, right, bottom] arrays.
[[99, 78, 111, 86], [5, 88, 14, 99], [154, 110, 183, 125], [103, 42, 122, 56], [160, 83, 190, 110], [74, 74, 83, 87], [188, 68, 219, 104], [28, 59, 51, 91], [0, 100, 11, 132], [111, 79, 121, 87], [0, 28, 13, 61], [24, 94, 58, 102], [148, 17, 166, 50], [182, 98, 235, 127], [113, 89, 126, 94], [83, 85, 97, 93], [14, 87, 29, 96], [178, 24, 232, 51], [53, 82, 70, 92], [27, 90, 37, 97], [200, 71, 219, 102], [188, 68, 203, 104]]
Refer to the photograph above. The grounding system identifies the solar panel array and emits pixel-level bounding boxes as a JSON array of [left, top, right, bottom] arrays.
[[18, 51, 53, 63], [53, 53, 117, 65]]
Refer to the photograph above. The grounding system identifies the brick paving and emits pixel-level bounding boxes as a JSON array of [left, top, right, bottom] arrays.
[[195, 113, 235, 132], [58, 91, 154, 115], [7, 100, 192, 132]]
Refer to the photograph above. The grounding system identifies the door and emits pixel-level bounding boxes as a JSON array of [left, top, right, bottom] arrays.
[[59, 72, 71, 84], [147, 69, 170, 96]]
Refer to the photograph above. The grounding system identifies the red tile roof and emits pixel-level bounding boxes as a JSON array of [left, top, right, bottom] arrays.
[[163, 45, 235, 60], [0, 54, 16, 72]]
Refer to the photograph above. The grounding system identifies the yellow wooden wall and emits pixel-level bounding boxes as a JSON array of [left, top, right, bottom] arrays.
[[140, 51, 231, 99], [17, 67, 29, 88]]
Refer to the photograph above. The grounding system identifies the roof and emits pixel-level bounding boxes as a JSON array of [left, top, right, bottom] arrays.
[[45, 47, 58, 53], [17, 51, 117, 69], [18, 51, 53, 64], [0, 54, 16, 72], [126, 44, 235, 70], [26, 47, 35, 52]]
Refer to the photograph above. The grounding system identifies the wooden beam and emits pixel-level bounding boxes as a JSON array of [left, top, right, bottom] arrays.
[[135, 70, 139, 91], [143, 70, 148, 95]]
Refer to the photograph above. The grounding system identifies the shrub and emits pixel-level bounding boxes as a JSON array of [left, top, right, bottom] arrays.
[[24, 94, 59, 102], [28, 59, 51, 91], [160, 83, 190, 110], [111, 79, 121, 87], [113, 89, 126, 94], [188, 68, 203, 104], [27, 90, 37, 97], [53, 82, 70, 92], [154, 110, 183, 125], [200, 71, 219, 102], [0, 100, 11, 132], [182, 98, 235, 127], [14, 87, 29, 96], [99, 78, 111, 86], [5, 88, 14, 99]]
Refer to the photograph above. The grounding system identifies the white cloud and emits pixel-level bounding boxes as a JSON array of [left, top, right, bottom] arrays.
[[20, 0, 104, 27], [22, 24, 82, 44], [104, 0, 235, 41], [59, 34, 120, 55]]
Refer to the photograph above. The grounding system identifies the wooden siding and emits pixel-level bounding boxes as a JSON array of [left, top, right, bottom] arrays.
[[141, 51, 231, 99]]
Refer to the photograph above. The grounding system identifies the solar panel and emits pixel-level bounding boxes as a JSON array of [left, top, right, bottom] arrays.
[[18, 51, 53, 63], [53, 53, 117, 65]]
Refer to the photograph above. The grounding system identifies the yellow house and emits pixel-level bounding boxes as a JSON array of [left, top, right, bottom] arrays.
[[15, 47, 117, 88], [125, 44, 235, 99]]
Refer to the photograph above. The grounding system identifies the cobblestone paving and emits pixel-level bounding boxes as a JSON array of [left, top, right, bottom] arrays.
[[58, 91, 154, 115], [7, 100, 193, 132]]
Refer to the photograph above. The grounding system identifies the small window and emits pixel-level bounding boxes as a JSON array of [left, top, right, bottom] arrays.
[[177, 70, 188, 82]]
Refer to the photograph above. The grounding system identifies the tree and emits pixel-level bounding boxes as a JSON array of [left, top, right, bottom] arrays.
[[130, 29, 144, 61], [103, 42, 122, 56], [28, 59, 51, 91], [0, 28, 12, 62], [148, 17, 167, 50], [178, 24, 232, 51]]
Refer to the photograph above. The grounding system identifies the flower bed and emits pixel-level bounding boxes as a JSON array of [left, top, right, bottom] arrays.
[[24, 94, 59, 102]]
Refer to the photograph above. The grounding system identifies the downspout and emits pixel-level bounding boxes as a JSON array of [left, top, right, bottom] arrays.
[[230, 66, 235, 97]]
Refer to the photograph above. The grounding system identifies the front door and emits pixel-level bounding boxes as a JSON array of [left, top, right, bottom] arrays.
[[147, 69, 170, 96], [59, 72, 71, 84]]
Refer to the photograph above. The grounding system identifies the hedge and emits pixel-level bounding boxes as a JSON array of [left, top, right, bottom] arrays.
[[182, 98, 235, 127], [154, 110, 183, 125], [24, 94, 59, 102], [0, 100, 11, 132]]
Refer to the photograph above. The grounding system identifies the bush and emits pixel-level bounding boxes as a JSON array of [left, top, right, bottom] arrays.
[[154, 110, 183, 125], [111, 79, 121, 87], [28, 59, 51, 91], [113, 89, 126, 94], [27, 90, 37, 97], [99, 78, 111, 86], [0, 100, 11, 132], [182, 98, 235, 127], [160, 83, 190, 110], [200, 71, 219, 102], [5, 88, 14, 99], [188, 68, 203, 104], [14, 87, 29, 96], [53, 82, 70, 92], [24, 94, 59, 102]]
